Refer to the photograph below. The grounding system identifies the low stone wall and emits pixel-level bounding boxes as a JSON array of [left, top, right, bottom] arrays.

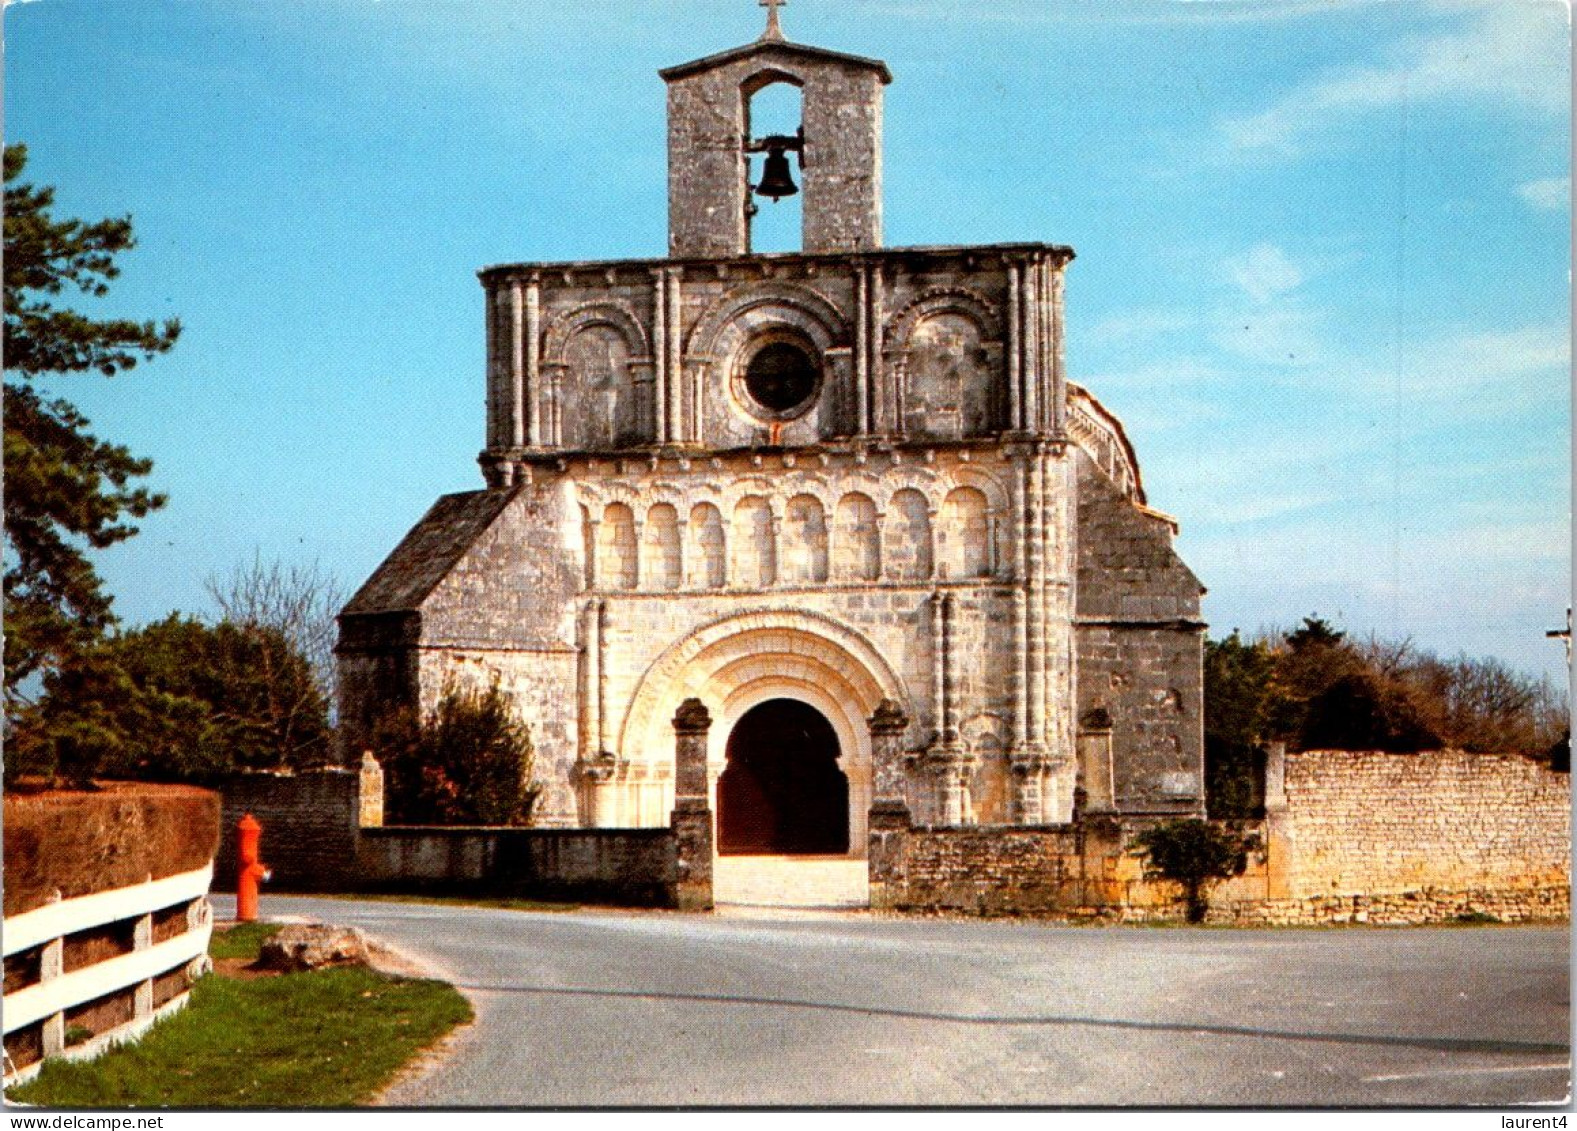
[[356, 826, 678, 906], [213, 766, 699, 907], [1279, 749, 1570, 898], [871, 818, 1251, 917], [215, 770, 361, 893], [1207, 886, 1571, 926], [872, 748, 1571, 924]]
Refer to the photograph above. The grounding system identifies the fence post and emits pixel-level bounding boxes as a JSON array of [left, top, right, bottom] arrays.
[[134, 876, 154, 1021], [38, 891, 65, 1057]]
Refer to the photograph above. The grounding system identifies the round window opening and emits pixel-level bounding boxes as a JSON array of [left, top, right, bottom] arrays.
[[744, 341, 819, 416]]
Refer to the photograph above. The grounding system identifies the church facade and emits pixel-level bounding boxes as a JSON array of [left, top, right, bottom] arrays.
[[338, 12, 1206, 849]]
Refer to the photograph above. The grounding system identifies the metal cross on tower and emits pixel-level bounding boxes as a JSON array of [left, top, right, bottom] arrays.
[[759, 0, 786, 41]]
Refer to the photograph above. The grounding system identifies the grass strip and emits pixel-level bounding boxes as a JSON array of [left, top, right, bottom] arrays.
[[8, 925, 472, 1108], [206, 920, 282, 959]]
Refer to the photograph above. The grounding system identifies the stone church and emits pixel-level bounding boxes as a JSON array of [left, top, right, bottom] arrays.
[[338, 6, 1206, 853]]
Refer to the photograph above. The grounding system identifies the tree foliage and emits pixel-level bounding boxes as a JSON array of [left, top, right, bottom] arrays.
[[1132, 819, 1254, 923], [3, 143, 181, 710], [1204, 615, 1568, 816], [7, 615, 332, 787], [380, 679, 539, 827]]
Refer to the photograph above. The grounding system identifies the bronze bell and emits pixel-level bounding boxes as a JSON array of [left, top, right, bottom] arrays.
[[755, 144, 799, 201]]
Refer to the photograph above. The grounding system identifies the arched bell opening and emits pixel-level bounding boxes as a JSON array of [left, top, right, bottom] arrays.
[[718, 698, 848, 855], [743, 77, 804, 254]]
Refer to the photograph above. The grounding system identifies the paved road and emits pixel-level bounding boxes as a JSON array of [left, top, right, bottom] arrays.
[[219, 895, 1570, 1107]]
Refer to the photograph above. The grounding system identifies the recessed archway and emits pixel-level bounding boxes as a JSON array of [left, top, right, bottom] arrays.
[[719, 699, 849, 855]]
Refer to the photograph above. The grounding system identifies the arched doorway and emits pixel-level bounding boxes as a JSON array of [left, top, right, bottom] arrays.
[[719, 698, 849, 855]]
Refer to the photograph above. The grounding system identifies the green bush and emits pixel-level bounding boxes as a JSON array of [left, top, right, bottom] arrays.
[[381, 678, 539, 826], [1132, 819, 1255, 923]]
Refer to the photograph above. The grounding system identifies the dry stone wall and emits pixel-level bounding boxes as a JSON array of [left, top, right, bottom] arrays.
[[1278, 748, 1570, 900], [872, 749, 1570, 923]]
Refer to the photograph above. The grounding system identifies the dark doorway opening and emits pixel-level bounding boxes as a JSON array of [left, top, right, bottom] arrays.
[[719, 699, 849, 855]]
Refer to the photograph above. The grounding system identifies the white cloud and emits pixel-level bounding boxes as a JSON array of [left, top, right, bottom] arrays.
[[1224, 243, 1305, 303], [1220, 3, 1569, 155], [1517, 176, 1572, 211]]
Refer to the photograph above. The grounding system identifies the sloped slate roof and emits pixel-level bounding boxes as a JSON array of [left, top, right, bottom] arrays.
[[341, 488, 516, 617], [660, 38, 893, 83]]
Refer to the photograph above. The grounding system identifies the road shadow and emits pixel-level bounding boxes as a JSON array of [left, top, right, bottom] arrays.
[[455, 980, 1569, 1058]]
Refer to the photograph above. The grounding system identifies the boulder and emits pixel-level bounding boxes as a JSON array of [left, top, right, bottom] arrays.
[[256, 923, 371, 972]]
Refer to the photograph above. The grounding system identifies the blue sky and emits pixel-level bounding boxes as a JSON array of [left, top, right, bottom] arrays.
[[5, 0, 1570, 682]]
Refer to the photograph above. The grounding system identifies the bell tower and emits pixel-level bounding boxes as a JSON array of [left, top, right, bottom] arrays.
[[660, 1, 892, 258]]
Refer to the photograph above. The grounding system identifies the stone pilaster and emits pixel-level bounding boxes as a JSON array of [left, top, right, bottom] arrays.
[[525, 274, 542, 446], [669, 697, 713, 911], [1263, 741, 1293, 899], [867, 700, 911, 910], [358, 751, 384, 828], [868, 699, 909, 807]]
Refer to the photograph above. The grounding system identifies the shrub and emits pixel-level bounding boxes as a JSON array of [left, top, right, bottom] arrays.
[[1132, 819, 1255, 924], [381, 678, 539, 826]]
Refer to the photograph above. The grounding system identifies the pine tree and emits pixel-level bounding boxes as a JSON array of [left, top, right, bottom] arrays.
[[3, 144, 181, 716]]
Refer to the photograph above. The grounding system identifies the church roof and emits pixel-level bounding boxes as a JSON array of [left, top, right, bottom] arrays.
[[659, 38, 893, 84], [341, 488, 517, 617]]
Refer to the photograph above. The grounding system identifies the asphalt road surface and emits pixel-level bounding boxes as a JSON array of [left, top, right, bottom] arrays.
[[220, 894, 1570, 1107]]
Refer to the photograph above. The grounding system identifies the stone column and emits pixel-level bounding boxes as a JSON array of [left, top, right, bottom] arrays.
[[509, 279, 526, 448], [666, 268, 684, 441], [1021, 258, 1040, 434], [867, 700, 911, 911], [652, 270, 668, 444], [669, 698, 714, 911], [941, 592, 959, 745], [1007, 260, 1022, 431], [869, 699, 910, 809], [575, 755, 622, 828], [525, 275, 542, 447], [854, 264, 868, 435], [1010, 747, 1050, 826]]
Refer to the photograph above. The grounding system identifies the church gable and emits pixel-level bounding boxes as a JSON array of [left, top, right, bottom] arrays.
[[1075, 450, 1202, 623], [342, 489, 518, 618]]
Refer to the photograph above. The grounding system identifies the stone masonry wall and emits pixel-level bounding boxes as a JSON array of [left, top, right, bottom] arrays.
[[1279, 748, 1570, 899], [215, 770, 361, 893], [874, 749, 1570, 924], [356, 826, 678, 907], [1074, 451, 1205, 814], [212, 764, 692, 907]]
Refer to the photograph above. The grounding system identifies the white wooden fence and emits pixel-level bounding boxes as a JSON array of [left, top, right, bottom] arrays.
[[3, 863, 215, 1085]]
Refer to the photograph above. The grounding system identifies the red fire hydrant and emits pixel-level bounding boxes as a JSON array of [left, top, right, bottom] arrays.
[[236, 814, 270, 922]]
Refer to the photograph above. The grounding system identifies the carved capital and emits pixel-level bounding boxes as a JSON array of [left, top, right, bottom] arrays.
[[574, 752, 624, 784], [672, 697, 713, 736], [868, 698, 908, 737]]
